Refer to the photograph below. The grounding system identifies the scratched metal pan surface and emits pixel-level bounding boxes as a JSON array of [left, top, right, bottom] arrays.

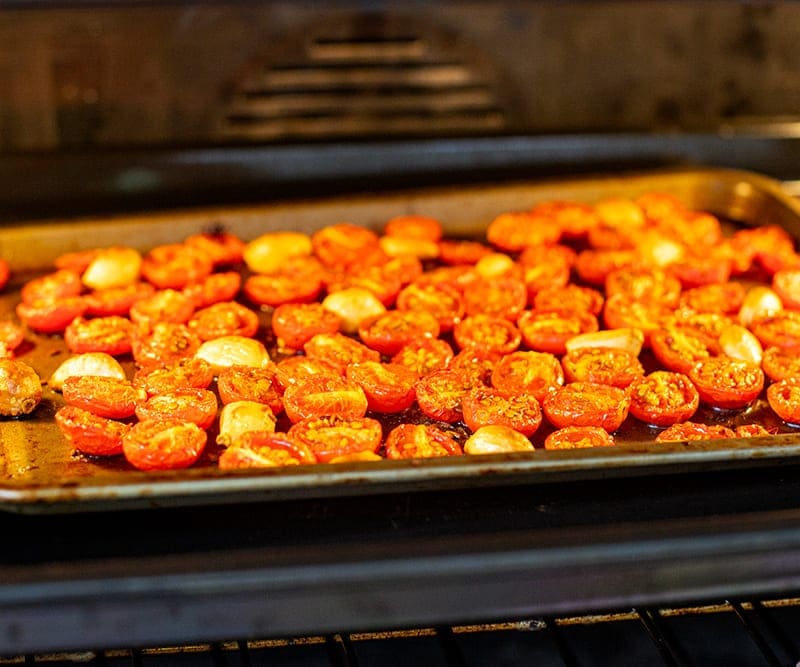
[[2, 167, 800, 514]]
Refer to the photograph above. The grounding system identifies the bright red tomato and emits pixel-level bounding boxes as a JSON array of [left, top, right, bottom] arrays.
[[358, 310, 440, 356], [396, 281, 465, 332], [461, 387, 542, 437], [216, 364, 283, 415], [384, 423, 462, 459], [16, 296, 88, 334], [517, 309, 598, 355], [55, 405, 129, 456], [561, 347, 644, 388], [218, 431, 317, 469], [391, 338, 454, 378], [129, 289, 195, 326], [133, 357, 215, 395], [688, 357, 764, 410], [141, 243, 213, 289], [64, 316, 133, 356], [135, 388, 218, 430], [544, 426, 615, 450], [271, 303, 341, 351], [84, 282, 156, 317], [282, 375, 368, 423], [345, 361, 417, 413], [122, 419, 207, 471], [627, 371, 700, 426], [188, 301, 259, 341], [288, 415, 382, 463], [490, 350, 563, 403], [414, 369, 476, 423], [655, 421, 735, 442], [453, 314, 521, 356], [302, 332, 380, 373], [543, 382, 630, 432], [62, 375, 144, 419], [767, 377, 800, 425]]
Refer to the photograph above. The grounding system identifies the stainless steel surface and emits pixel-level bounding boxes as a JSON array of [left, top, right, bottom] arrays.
[[1, 167, 799, 513]]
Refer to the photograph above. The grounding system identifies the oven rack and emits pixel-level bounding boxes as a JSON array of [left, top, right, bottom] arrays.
[[3, 598, 798, 666]]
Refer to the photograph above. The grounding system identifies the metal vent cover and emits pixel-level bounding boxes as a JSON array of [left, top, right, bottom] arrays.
[[220, 13, 512, 141]]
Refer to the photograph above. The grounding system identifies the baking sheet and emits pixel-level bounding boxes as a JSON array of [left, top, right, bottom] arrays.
[[2, 166, 800, 514]]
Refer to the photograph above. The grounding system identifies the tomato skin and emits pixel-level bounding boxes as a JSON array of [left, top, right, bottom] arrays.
[[122, 419, 207, 471], [184, 230, 245, 267], [133, 357, 215, 395], [288, 415, 382, 463], [762, 346, 800, 382], [414, 369, 476, 423], [751, 311, 800, 350], [767, 377, 800, 425], [218, 431, 317, 469], [274, 355, 343, 392], [358, 310, 440, 356], [217, 364, 283, 415], [16, 296, 88, 334], [461, 386, 542, 437], [188, 301, 259, 341], [453, 314, 521, 356], [345, 361, 417, 413], [129, 289, 195, 326], [62, 375, 144, 419], [21, 269, 82, 305], [385, 423, 462, 459], [131, 322, 201, 371], [64, 316, 134, 356], [463, 277, 528, 321], [391, 338, 454, 379], [135, 388, 218, 430], [396, 282, 465, 332], [490, 350, 564, 403], [650, 327, 716, 375], [303, 332, 380, 373], [182, 272, 242, 309], [534, 284, 604, 316], [55, 405, 129, 456], [282, 375, 368, 423], [655, 421, 736, 442], [271, 303, 341, 351], [544, 426, 615, 450], [141, 243, 213, 289], [543, 382, 630, 432], [517, 309, 599, 355], [628, 371, 699, 427], [688, 357, 765, 410], [561, 347, 644, 388], [84, 282, 156, 317]]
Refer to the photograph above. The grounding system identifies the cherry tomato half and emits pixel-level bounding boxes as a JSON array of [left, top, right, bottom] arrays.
[[543, 382, 630, 432], [303, 332, 380, 373], [767, 377, 800, 425], [453, 314, 521, 356], [62, 375, 143, 419], [271, 303, 341, 351], [282, 375, 368, 423], [490, 350, 564, 403], [655, 421, 736, 442], [517, 309, 598, 355], [55, 405, 129, 456], [141, 243, 213, 289], [628, 371, 699, 427], [188, 301, 259, 341], [217, 364, 283, 415], [21, 269, 82, 305], [16, 296, 88, 334], [184, 230, 245, 267], [182, 272, 242, 309], [288, 415, 382, 463], [396, 282, 465, 332], [83, 282, 156, 317], [751, 311, 800, 350], [561, 347, 644, 388], [133, 357, 215, 395], [688, 357, 765, 410], [218, 431, 317, 469], [345, 361, 417, 413], [544, 426, 615, 450], [461, 387, 542, 437], [762, 345, 800, 382], [122, 419, 207, 471], [64, 316, 134, 356], [273, 355, 343, 392], [358, 310, 440, 356], [135, 388, 218, 430], [129, 289, 195, 326], [131, 322, 201, 371], [414, 369, 476, 423], [391, 338, 454, 379], [384, 423, 462, 459]]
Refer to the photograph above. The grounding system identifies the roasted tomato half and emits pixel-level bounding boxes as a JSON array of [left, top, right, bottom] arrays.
[[414, 369, 476, 423], [655, 421, 736, 442], [461, 387, 542, 437], [384, 423, 462, 459], [188, 301, 259, 341], [453, 314, 521, 356], [345, 361, 417, 413], [282, 375, 368, 423], [517, 309, 598, 355], [122, 419, 207, 471], [216, 364, 283, 415], [55, 405, 129, 456], [135, 388, 218, 430], [218, 431, 317, 469], [542, 382, 630, 432], [627, 371, 700, 427], [62, 375, 143, 420], [64, 316, 134, 356], [271, 303, 341, 351], [561, 347, 644, 388], [544, 426, 615, 450], [288, 415, 382, 463], [358, 310, 440, 356], [490, 350, 564, 404], [688, 357, 764, 410], [767, 377, 800, 425]]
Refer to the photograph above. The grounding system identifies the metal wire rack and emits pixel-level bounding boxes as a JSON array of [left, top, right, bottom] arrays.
[[3, 598, 798, 667]]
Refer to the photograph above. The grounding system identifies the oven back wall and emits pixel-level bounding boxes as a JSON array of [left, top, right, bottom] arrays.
[[1, 1, 799, 151]]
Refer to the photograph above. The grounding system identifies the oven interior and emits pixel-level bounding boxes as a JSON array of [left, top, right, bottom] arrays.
[[3, 1, 800, 664]]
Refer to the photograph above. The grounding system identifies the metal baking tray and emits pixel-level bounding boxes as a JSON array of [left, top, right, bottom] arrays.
[[2, 167, 800, 514]]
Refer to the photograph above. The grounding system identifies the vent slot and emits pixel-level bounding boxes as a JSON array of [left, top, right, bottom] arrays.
[[221, 15, 509, 141]]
